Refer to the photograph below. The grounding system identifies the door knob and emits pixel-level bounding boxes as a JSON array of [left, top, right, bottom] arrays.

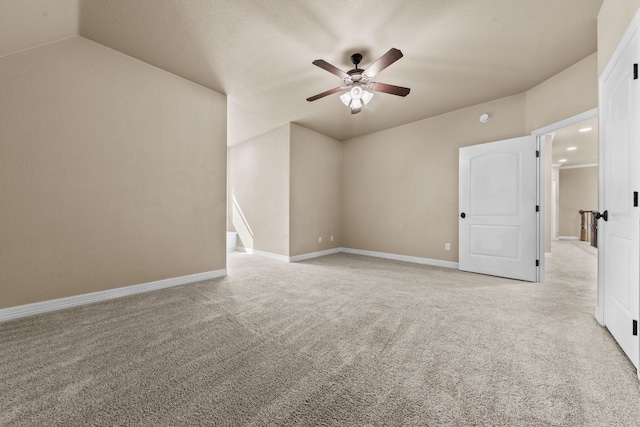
[[460, 212, 466, 218], [592, 210, 608, 221]]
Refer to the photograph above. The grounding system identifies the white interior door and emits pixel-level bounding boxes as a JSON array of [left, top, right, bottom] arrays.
[[459, 135, 539, 282], [600, 23, 639, 369]]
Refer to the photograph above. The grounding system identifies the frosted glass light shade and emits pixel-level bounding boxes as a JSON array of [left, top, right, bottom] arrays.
[[362, 90, 373, 105], [338, 84, 373, 110], [340, 91, 351, 106], [350, 85, 363, 99]]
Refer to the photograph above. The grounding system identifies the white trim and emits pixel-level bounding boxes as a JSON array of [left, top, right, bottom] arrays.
[[551, 180, 557, 242], [558, 236, 580, 240], [341, 248, 459, 269], [0, 269, 227, 323], [545, 252, 552, 258], [597, 7, 640, 369], [595, 306, 605, 326], [241, 246, 458, 268], [560, 163, 598, 170], [251, 249, 290, 263], [532, 108, 599, 284], [537, 135, 545, 283], [532, 108, 599, 136], [289, 248, 342, 262], [236, 246, 252, 254]]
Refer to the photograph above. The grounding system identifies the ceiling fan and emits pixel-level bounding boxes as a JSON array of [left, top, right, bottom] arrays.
[[306, 48, 411, 114]]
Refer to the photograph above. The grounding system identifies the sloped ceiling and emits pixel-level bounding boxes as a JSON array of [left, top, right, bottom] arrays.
[[13, 0, 603, 146], [0, 0, 79, 58]]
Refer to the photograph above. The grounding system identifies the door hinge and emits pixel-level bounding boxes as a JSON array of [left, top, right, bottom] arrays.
[[634, 320, 638, 336], [536, 150, 540, 158], [536, 260, 540, 267], [634, 191, 638, 207], [536, 205, 540, 212], [634, 63, 638, 80]]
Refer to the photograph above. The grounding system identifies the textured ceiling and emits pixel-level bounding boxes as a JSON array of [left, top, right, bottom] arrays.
[[6, 1, 604, 145]]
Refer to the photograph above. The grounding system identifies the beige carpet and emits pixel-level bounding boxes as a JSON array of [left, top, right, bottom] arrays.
[[1, 241, 640, 426]]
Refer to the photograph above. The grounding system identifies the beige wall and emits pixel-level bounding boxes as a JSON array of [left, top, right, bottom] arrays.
[[558, 167, 599, 238], [0, 0, 79, 57], [598, 0, 640, 75], [0, 37, 227, 309], [228, 123, 342, 257], [290, 124, 342, 256], [343, 94, 527, 262], [525, 53, 598, 132], [228, 124, 290, 256], [342, 50, 598, 263]]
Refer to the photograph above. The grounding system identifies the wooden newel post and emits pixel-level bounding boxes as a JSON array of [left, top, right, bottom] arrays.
[[591, 211, 598, 248], [578, 210, 587, 242]]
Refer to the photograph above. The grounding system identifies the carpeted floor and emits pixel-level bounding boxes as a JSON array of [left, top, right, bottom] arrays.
[[1, 241, 640, 426]]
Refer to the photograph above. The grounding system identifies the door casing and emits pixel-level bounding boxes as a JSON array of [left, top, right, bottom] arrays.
[[596, 8, 640, 375], [531, 108, 599, 283]]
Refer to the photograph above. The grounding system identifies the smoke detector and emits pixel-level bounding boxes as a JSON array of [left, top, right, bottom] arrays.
[[479, 113, 491, 123]]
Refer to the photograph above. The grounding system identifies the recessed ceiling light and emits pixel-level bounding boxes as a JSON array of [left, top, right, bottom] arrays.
[[567, 147, 577, 151], [579, 127, 592, 133], [559, 159, 568, 163]]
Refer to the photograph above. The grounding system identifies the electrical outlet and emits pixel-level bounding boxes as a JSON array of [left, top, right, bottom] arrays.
[[330, 235, 334, 242], [445, 243, 451, 251], [318, 236, 322, 243]]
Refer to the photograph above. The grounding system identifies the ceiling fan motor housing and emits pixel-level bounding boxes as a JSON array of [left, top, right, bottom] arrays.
[[350, 53, 363, 66]]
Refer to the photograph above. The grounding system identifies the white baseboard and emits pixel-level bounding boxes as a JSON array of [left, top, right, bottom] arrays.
[[289, 248, 343, 262], [0, 269, 227, 323], [558, 236, 580, 240], [251, 249, 290, 263], [341, 248, 459, 269], [235, 247, 342, 263], [595, 306, 604, 326], [237, 246, 458, 269]]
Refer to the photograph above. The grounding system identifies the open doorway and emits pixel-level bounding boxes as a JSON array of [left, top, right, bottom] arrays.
[[534, 109, 599, 279], [551, 116, 599, 247]]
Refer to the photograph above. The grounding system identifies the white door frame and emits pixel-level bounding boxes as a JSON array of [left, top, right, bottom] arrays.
[[595, 10, 640, 376], [596, 9, 640, 333], [550, 180, 557, 242], [531, 108, 599, 284]]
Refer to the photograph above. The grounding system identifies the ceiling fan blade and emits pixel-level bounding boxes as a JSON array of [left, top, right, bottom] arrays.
[[312, 59, 349, 79], [369, 82, 411, 97], [306, 87, 343, 102], [363, 48, 403, 78]]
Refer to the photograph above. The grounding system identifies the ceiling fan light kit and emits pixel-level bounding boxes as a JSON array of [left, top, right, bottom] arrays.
[[306, 48, 411, 114], [339, 85, 373, 109]]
